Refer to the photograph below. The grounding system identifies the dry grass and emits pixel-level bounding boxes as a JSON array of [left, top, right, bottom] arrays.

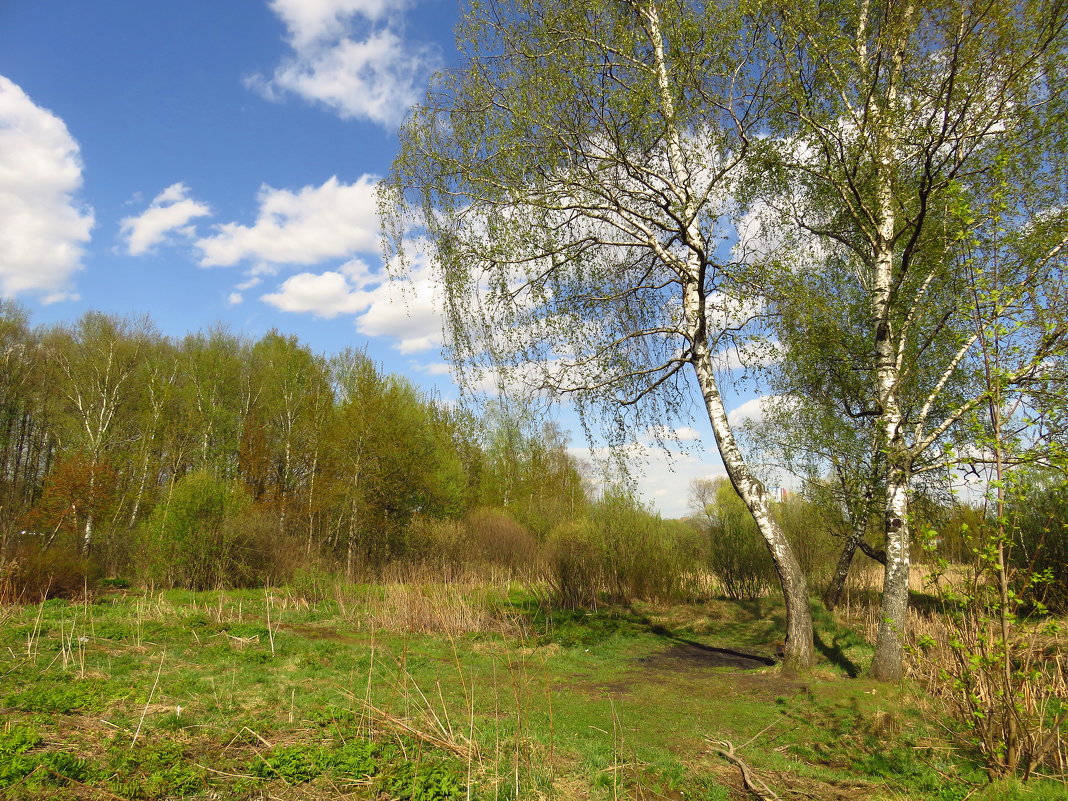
[[332, 563, 524, 638], [831, 559, 1068, 780]]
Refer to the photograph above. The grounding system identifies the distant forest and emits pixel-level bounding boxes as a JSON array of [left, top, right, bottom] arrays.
[[0, 303, 615, 593]]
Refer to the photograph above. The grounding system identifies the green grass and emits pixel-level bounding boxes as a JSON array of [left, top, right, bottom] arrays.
[[0, 585, 1063, 799]]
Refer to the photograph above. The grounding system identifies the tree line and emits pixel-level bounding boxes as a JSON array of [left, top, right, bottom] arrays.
[[0, 303, 599, 591]]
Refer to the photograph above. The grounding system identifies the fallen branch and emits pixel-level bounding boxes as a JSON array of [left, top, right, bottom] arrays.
[[707, 739, 781, 801]]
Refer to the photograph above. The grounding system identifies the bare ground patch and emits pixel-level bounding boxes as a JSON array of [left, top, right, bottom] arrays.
[[637, 641, 775, 671]]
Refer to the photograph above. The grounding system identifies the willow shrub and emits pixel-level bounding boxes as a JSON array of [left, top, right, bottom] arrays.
[[548, 493, 703, 608], [139, 471, 256, 589], [1011, 476, 1068, 614]]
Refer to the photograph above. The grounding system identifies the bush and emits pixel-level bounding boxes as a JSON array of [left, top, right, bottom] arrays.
[[1011, 477, 1068, 614], [404, 515, 474, 572], [547, 492, 700, 608], [774, 494, 840, 584], [466, 507, 541, 574], [0, 541, 98, 603], [139, 471, 255, 589], [547, 518, 604, 608], [694, 479, 776, 600]]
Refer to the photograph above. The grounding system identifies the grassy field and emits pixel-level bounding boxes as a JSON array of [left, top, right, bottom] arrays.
[[0, 577, 1065, 800]]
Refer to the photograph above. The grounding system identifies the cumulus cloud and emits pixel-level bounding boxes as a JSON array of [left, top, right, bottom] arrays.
[[120, 182, 211, 256], [574, 442, 725, 519], [262, 269, 370, 317], [711, 340, 782, 371], [644, 425, 703, 442], [354, 280, 442, 352], [416, 362, 452, 376], [196, 175, 379, 267], [259, 240, 446, 354], [0, 75, 93, 301], [250, 0, 439, 128], [208, 171, 445, 354], [268, 0, 403, 46], [727, 395, 777, 427]]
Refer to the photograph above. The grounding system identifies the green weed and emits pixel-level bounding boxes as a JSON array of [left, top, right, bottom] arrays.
[[379, 759, 465, 801], [5, 680, 108, 714]]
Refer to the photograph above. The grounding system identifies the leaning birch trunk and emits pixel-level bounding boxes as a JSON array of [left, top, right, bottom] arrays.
[[643, 0, 813, 669], [687, 285, 814, 670]]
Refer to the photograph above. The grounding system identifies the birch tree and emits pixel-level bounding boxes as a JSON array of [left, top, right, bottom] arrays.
[[44, 313, 154, 554], [387, 0, 816, 667], [759, 0, 1068, 678]]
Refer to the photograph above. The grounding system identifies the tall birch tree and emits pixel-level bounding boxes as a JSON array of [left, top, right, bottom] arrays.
[[386, 0, 816, 667], [759, 0, 1067, 678]]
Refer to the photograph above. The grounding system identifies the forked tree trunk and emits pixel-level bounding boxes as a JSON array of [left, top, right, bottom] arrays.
[[823, 525, 888, 611], [823, 534, 859, 612]]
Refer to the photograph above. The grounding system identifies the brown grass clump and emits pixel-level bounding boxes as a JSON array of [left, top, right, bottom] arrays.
[[344, 563, 521, 637]]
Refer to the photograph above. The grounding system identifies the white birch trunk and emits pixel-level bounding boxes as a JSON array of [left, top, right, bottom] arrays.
[[688, 291, 814, 669], [643, 0, 813, 668], [868, 38, 911, 680]]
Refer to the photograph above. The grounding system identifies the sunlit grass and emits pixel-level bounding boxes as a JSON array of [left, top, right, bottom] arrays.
[[0, 581, 1064, 799]]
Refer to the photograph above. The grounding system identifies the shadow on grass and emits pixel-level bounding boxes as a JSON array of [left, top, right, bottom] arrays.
[[813, 629, 860, 678], [505, 596, 782, 667]]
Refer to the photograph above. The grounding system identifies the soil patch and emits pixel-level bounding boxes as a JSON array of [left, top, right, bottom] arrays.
[[278, 623, 368, 645], [638, 641, 775, 671]]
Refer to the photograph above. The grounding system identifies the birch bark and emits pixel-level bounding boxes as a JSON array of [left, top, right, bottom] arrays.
[[646, 2, 813, 668]]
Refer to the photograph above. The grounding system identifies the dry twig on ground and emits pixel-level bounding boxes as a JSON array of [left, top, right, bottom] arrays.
[[707, 739, 781, 801]]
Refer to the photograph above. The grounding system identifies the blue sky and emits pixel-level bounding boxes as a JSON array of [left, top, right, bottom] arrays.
[[0, 0, 766, 516]]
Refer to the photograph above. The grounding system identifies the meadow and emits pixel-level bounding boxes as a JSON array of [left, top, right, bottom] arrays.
[[2, 571, 1065, 801]]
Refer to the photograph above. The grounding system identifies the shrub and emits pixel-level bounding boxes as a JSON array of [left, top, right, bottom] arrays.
[[404, 515, 474, 571], [693, 479, 776, 600], [1011, 477, 1068, 614], [0, 541, 98, 603], [547, 492, 700, 608], [466, 507, 541, 574], [547, 518, 604, 608], [140, 470, 255, 589]]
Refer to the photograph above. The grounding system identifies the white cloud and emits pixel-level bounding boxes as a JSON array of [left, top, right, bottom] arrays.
[[120, 182, 211, 256], [257, 238, 446, 353], [727, 396, 776, 427], [0, 75, 93, 301], [355, 279, 442, 352], [712, 341, 782, 371], [644, 425, 703, 442], [353, 238, 444, 352], [251, 0, 439, 128], [228, 292, 243, 305], [267, 0, 403, 46], [416, 362, 452, 376], [196, 175, 379, 267], [262, 269, 371, 317]]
